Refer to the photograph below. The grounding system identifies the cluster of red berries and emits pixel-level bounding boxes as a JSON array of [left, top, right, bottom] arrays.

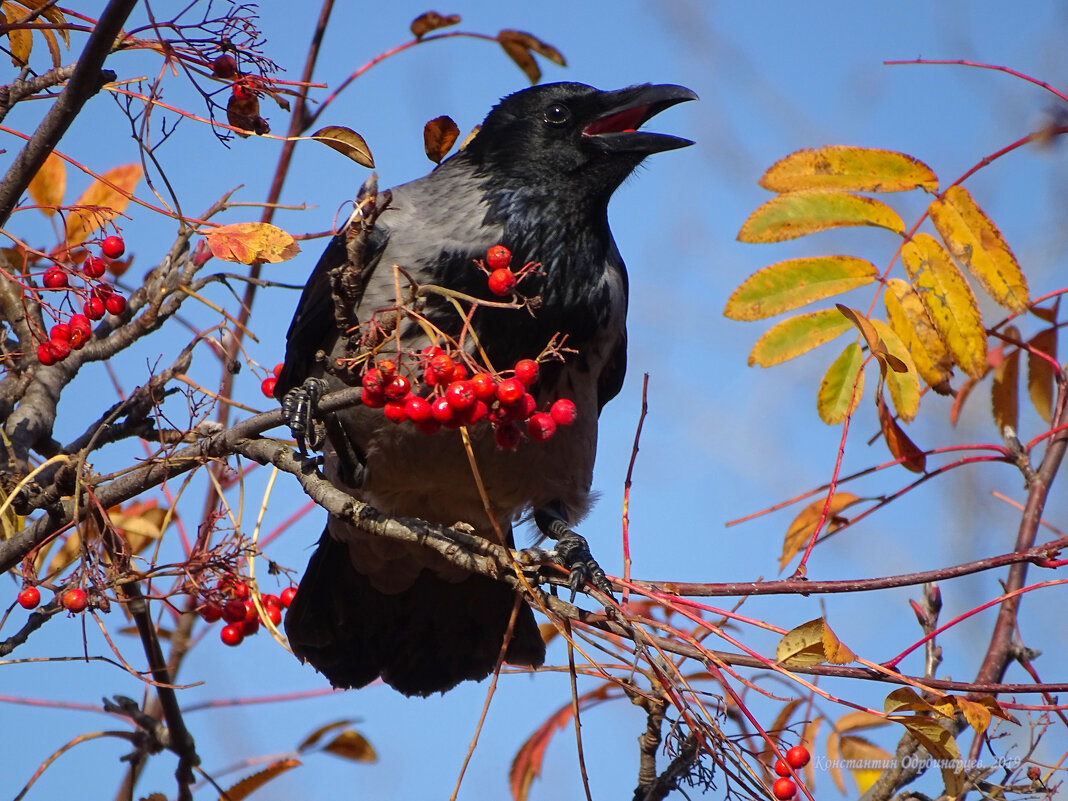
[[359, 350, 577, 448], [17, 585, 88, 613], [481, 244, 541, 297], [37, 235, 128, 365], [771, 745, 811, 800], [260, 363, 283, 398], [197, 578, 297, 647]]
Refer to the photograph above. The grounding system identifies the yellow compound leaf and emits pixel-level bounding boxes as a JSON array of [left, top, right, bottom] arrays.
[[724, 256, 878, 321], [1027, 328, 1057, 424], [760, 146, 938, 193], [929, 185, 1029, 313], [818, 342, 865, 424], [877, 393, 926, 473], [991, 329, 1020, 435], [218, 758, 301, 801], [748, 308, 854, 367], [310, 126, 374, 168], [738, 189, 905, 243], [205, 222, 300, 265], [776, 617, 855, 667], [64, 163, 143, 247], [870, 319, 921, 422], [27, 151, 65, 215], [839, 736, 893, 795], [779, 492, 862, 571], [901, 234, 987, 379], [884, 278, 953, 389]]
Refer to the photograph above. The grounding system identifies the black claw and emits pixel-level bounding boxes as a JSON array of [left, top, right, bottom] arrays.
[[281, 378, 328, 454], [533, 508, 613, 599]]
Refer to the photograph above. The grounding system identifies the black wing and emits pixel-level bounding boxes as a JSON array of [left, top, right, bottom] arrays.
[[275, 222, 389, 397]]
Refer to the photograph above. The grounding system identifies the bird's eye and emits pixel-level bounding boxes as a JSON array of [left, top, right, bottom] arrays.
[[543, 103, 571, 126]]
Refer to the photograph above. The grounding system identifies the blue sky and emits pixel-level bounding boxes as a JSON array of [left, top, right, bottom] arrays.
[[5, 2, 1068, 799]]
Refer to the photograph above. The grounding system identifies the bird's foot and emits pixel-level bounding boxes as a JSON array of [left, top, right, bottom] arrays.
[[553, 529, 613, 598], [280, 377, 328, 455]]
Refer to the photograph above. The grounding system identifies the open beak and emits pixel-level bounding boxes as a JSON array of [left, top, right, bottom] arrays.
[[583, 84, 698, 154]]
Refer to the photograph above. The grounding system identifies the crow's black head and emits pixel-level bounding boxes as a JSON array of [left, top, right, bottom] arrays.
[[463, 82, 697, 196]]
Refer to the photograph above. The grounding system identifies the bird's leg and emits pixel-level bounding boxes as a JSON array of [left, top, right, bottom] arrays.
[[534, 503, 613, 598], [280, 377, 328, 455]]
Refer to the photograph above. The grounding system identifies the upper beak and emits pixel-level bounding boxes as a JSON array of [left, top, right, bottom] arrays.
[[583, 84, 698, 154]]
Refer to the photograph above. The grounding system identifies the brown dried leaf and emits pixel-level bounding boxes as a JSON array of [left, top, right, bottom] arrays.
[[310, 125, 375, 168], [501, 29, 566, 66], [298, 719, 357, 752], [65, 164, 143, 247], [28, 151, 65, 215], [836, 304, 907, 373], [322, 730, 377, 763], [205, 222, 300, 265], [779, 492, 862, 571], [410, 11, 461, 39], [1027, 328, 1057, 424], [877, 393, 926, 473], [834, 711, 890, 734], [423, 115, 459, 164], [800, 718, 822, 789], [218, 758, 301, 801], [497, 30, 540, 84], [825, 730, 846, 794], [991, 327, 1020, 434], [776, 617, 855, 667]]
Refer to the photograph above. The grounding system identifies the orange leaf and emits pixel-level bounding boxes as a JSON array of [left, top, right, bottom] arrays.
[[27, 151, 65, 215], [877, 393, 925, 473], [760, 146, 938, 193], [204, 222, 300, 265], [218, 758, 301, 801], [64, 164, 143, 247], [423, 115, 459, 164], [779, 493, 862, 571], [410, 10, 461, 39]]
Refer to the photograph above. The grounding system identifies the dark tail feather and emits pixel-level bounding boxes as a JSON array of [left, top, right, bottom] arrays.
[[284, 529, 545, 696]]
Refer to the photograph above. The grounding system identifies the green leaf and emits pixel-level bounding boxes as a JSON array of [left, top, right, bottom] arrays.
[[738, 190, 905, 243], [748, 308, 854, 367], [818, 343, 865, 424], [724, 256, 878, 320]]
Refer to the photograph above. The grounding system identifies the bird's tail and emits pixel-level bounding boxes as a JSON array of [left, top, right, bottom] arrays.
[[284, 528, 546, 696]]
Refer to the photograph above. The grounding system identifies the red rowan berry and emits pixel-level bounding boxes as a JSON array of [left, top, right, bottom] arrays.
[[62, 588, 88, 612], [84, 297, 106, 320], [280, 586, 297, 607], [212, 54, 238, 79], [488, 268, 516, 296], [494, 422, 522, 450], [383, 399, 407, 423], [17, 587, 41, 609], [220, 623, 244, 646], [786, 746, 810, 769], [261, 376, 277, 397], [486, 244, 511, 270], [514, 358, 539, 386], [772, 777, 796, 800], [104, 294, 126, 315], [83, 256, 106, 278], [496, 378, 525, 405], [404, 395, 432, 423], [550, 398, 578, 426], [527, 412, 557, 441], [43, 267, 68, 288]]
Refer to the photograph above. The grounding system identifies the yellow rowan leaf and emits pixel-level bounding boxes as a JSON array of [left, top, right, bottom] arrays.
[[834, 711, 891, 734], [738, 189, 905, 243], [1027, 328, 1057, 424], [204, 222, 300, 265], [929, 185, 1029, 313], [991, 331, 1020, 435], [870, 319, 921, 422], [310, 126, 374, 168], [748, 308, 854, 367], [27, 151, 65, 215], [0, 484, 25, 541], [724, 256, 878, 321], [901, 234, 987, 379], [760, 146, 938, 193], [818, 342, 865, 424], [839, 736, 893, 794], [799, 718, 822, 789], [64, 164, 143, 247], [776, 617, 855, 667], [779, 492, 862, 572], [4, 9, 32, 66], [219, 758, 301, 801], [825, 730, 846, 794], [884, 278, 953, 389], [884, 688, 953, 718]]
